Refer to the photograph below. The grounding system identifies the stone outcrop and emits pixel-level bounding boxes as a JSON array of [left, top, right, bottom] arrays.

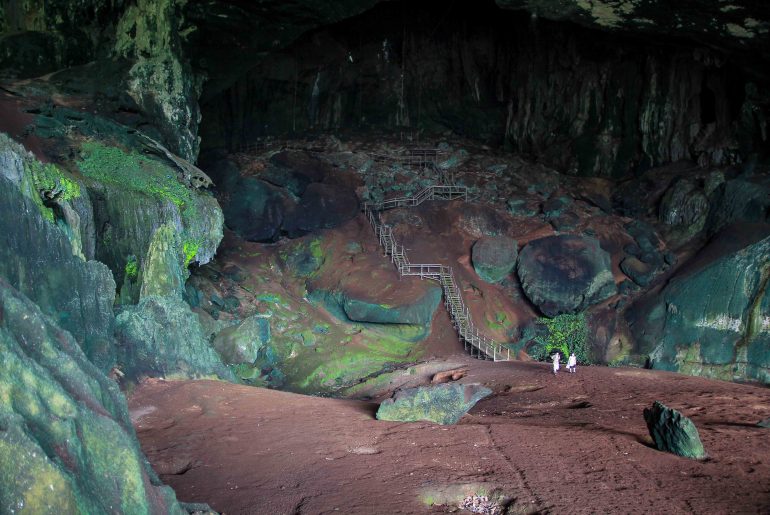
[[115, 295, 235, 381], [643, 401, 707, 459], [628, 223, 770, 382], [212, 315, 272, 365], [517, 235, 617, 316], [376, 383, 492, 425], [0, 278, 186, 513], [0, 137, 116, 370]]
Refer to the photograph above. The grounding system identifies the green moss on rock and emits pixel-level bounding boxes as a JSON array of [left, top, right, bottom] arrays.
[[0, 278, 185, 514], [376, 383, 492, 425]]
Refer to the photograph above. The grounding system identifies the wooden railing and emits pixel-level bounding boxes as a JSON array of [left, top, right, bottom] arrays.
[[363, 186, 510, 362]]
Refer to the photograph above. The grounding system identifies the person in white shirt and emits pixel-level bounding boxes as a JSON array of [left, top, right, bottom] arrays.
[[552, 352, 560, 375], [567, 352, 577, 373]]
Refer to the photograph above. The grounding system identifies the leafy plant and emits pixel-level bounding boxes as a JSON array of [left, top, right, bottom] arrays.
[[531, 313, 590, 363]]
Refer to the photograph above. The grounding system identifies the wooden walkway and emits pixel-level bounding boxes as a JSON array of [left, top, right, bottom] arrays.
[[364, 185, 510, 361]]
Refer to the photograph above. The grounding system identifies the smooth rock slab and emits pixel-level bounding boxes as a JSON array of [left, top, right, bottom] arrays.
[[376, 383, 492, 425], [517, 235, 617, 317], [472, 236, 518, 283], [643, 401, 707, 459]]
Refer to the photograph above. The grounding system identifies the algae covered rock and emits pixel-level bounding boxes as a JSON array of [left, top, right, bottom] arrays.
[[376, 383, 492, 425], [213, 315, 271, 365], [628, 223, 770, 383], [643, 401, 707, 459], [472, 236, 518, 283], [0, 278, 185, 514], [115, 295, 234, 381], [78, 141, 223, 302], [311, 284, 442, 342], [0, 140, 117, 370], [517, 235, 617, 316]]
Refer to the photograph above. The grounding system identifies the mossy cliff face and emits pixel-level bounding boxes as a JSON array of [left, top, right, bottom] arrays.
[[0, 278, 186, 514], [113, 0, 203, 161], [1, 130, 229, 382], [77, 141, 223, 304], [0, 135, 116, 370]]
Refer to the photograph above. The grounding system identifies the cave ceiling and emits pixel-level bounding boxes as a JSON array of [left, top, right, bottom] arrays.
[[183, 0, 770, 99]]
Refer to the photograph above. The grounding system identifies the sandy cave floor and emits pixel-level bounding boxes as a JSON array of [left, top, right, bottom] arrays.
[[129, 357, 770, 515]]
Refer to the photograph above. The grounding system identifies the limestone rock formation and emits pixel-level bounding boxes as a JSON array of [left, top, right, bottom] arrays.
[[213, 315, 272, 365], [0, 137, 116, 370], [643, 401, 707, 460], [0, 278, 186, 513], [115, 295, 235, 382], [224, 177, 290, 242], [472, 236, 519, 283], [628, 223, 770, 382], [376, 383, 492, 425], [517, 235, 617, 317]]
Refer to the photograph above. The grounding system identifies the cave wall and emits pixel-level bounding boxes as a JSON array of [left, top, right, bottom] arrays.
[[201, 0, 768, 177]]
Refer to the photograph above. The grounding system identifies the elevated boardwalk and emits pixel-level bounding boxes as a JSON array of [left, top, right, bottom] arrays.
[[364, 185, 510, 361]]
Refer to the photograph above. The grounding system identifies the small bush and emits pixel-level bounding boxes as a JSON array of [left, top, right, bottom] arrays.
[[530, 313, 590, 364]]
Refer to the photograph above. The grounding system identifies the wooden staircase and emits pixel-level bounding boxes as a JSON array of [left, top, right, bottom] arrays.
[[363, 185, 510, 361]]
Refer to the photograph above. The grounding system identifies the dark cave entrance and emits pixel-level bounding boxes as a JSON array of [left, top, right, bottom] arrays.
[[196, 0, 765, 176]]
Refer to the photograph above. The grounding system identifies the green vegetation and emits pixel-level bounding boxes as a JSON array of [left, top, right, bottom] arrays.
[[124, 255, 139, 279], [77, 141, 201, 231], [532, 313, 590, 363], [24, 160, 82, 222], [183, 240, 200, 267], [486, 311, 514, 332]]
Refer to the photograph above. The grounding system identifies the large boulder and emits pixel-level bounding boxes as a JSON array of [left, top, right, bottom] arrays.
[[376, 383, 492, 425], [262, 150, 328, 196], [628, 223, 770, 383], [223, 177, 292, 242], [284, 182, 359, 235], [707, 178, 770, 235], [212, 315, 271, 365], [658, 177, 709, 236], [517, 235, 617, 317], [0, 278, 185, 513], [643, 401, 707, 459], [472, 236, 519, 283], [115, 295, 234, 381]]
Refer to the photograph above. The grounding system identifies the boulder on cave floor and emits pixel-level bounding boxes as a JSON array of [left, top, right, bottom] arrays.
[[284, 182, 360, 236], [517, 235, 617, 317], [643, 401, 707, 459], [223, 177, 292, 242], [376, 383, 492, 425], [212, 314, 271, 365], [472, 236, 518, 283], [115, 295, 234, 381], [262, 150, 329, 196]]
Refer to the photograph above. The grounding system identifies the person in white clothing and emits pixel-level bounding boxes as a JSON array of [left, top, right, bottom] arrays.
[[567, 352, 577, 373], [552, 352, 560, 375]]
